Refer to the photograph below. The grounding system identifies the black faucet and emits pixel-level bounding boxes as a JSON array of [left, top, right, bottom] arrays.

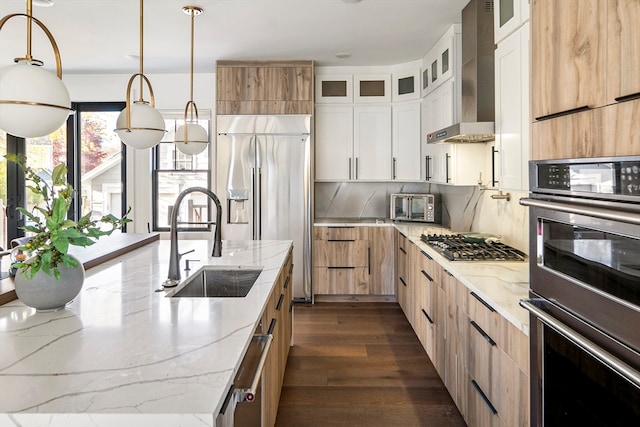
[[164, 187, 222, 287]]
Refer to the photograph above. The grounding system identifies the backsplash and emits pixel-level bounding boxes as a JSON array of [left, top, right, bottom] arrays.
[[314, 182, 529, 253]]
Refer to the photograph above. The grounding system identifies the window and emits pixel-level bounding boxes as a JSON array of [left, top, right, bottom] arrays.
[[152, 111, 211, 232], [1, 102, 126, 247]]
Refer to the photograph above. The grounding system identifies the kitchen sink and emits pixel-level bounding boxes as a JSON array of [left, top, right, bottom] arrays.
[[168, 266, 263, 298]]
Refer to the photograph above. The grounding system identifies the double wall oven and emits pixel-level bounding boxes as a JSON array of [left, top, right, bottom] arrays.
[[520, 156, 640, 426]]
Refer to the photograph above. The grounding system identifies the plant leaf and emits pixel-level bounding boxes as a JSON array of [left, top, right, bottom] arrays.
[[60, 220, 76, 229], [61, 254, 79, 268], [52, 163, 67, 186], [51, 197, 69, 225], [52, 237, 69, 255]]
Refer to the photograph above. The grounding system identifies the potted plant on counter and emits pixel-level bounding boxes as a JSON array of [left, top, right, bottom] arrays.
[[5, 153, 131, 311]]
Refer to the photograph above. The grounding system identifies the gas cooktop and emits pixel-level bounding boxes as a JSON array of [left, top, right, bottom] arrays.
[[420, 234, 527, 262]]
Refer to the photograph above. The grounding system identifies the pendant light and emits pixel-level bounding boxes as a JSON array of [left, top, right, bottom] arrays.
[[0, 0, 72, 138], [174, 6, 208, 155], [115, 0, 166, 150]]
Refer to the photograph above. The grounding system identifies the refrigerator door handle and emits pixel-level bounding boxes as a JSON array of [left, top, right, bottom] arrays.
[[256, 167, 262, 240]]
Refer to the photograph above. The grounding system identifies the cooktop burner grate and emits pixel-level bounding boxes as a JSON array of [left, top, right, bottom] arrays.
[[420, 234, 527, 262]]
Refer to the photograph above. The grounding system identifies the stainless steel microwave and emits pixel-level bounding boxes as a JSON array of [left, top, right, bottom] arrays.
[[390, 193, 440, 223]]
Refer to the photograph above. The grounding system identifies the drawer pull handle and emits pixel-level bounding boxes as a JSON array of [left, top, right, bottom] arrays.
[[289, 300, 294, 313], [219, 384, 235, 415], [421, 269, 433, 282], [471, 380, 498, 415], [614, 92, 640, 103], [328, 266, 355, 269], [534, 105, 590, 121], [328, 239, 356, 242], [422, 308, 434, 324], [470, 320, 496, 346], [470, 291, 496, 312], [399, 277, 407, 287], [444, 269, 453, 277], [399, 247, 407, 254], [368, 247, 371, 275], [284, 276, 290, 289], [327, 226, 356, 229], [276, 294, 285, 311], [268, 318, 277, 335], [420, 250, 432, 260]]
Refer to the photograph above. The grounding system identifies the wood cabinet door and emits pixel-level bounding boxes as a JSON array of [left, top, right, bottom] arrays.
[[607, 0, 640, 103], [368, 227, 395, 295], [313, 267, 369, 295], [531, 0, 607, 119]]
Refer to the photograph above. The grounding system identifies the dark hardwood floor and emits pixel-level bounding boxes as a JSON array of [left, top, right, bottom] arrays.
[[275, 302, 466, 427]]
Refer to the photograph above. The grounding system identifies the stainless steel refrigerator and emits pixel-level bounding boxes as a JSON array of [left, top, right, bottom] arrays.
[[216, 115, 312, 300]]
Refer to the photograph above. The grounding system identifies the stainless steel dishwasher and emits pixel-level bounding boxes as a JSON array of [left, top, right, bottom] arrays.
[[216, 333, 273, 427]]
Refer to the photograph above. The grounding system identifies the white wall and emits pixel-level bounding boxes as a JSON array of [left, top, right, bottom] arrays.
[[64, 73, 216, 235]]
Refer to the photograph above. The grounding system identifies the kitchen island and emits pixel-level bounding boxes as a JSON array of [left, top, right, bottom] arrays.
[[0, 239, 293, 427]]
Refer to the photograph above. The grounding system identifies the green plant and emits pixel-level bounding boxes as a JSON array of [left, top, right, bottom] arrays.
[[5, 153, 131, 280]]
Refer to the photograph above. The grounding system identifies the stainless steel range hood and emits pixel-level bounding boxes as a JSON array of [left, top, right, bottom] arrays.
[[428, 0, 495, 143]]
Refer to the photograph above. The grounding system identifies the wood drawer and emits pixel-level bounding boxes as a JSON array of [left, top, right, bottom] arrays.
[[314, 226, 368, 241], [313, 240, 368, 267], [313, 267, 369, 294]]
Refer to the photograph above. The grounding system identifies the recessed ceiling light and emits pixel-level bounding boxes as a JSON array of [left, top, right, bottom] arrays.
[[33, 0, 54, 7], [335, 52, 351, 59]]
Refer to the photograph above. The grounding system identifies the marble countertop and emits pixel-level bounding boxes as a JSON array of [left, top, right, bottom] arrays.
[[0, 239, 292, 427], [394, 224, 530, 335]]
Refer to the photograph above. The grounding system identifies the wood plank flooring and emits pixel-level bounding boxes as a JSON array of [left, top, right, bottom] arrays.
[[275, 302, 466, 427]]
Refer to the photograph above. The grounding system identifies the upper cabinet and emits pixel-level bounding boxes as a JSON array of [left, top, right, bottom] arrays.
[[315, 74, 353, 103], [421, 24, 461, 98], [392, 101, 422, 181], [495, 22, 530, 190], [216, 60, 314, 115], [531, 0, 640, 159], [531, 0, 607, 120], [494, 0, 530, 44], [354, 74, 392, 103], [392, 69, 421, 102]]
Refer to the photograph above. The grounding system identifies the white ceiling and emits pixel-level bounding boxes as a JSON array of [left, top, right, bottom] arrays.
[[0, 0, 469, 75]]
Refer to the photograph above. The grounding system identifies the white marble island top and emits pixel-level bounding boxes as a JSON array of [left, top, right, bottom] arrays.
[[0, 239, 292, 427]]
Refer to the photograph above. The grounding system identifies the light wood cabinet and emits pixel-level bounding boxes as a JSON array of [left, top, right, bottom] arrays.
[[369, 227, 395, 295], [261, 249, 293, 427], [441, 268, 462, 401], [216, 60, 313, 115], [313, 226, 395, 296], [396, 230, 411, 316], [413, 246, 440, 365], [531, 0, 607, 119], [531, 0, 640, 160], [457, 286, 529, 427]]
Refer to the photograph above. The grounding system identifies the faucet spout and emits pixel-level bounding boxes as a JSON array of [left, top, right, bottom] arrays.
[[164, 187, 223, 287]]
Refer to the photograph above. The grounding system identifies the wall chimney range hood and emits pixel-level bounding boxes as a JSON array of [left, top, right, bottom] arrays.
[[428, 0, 495, 143]]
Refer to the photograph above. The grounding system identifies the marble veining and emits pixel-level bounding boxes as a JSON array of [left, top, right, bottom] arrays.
[[0, 239, 292, 427]]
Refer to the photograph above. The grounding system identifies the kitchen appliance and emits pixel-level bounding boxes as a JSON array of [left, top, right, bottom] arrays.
[[390, 193, 440, 223], [216, 115, 311, 300], [519, 156, 640, 426], [420, 233, 526, 261], [427, 0, 495, 143]]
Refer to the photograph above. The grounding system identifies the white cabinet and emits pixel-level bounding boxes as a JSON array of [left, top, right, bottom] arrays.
[[315, 105, 353, 180], [353, 105, 392, 179], [315, 104, 391, 181], [315, 74, 353, 103], [392, 101, 421, 181], [422, 24, 461, 97], [495, 22, 530, 190], [392, 69, 420, 102], [354, 74, 391, 103], [495, 0, 530, 44], [423, 143, 487, 186], [422, 79, 456, 139]]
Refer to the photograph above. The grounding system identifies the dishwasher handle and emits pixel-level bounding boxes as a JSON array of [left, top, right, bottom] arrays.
[[235, 333, 273, 403]]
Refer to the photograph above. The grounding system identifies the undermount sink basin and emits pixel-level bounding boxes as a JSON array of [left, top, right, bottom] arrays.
[[168, 266, 263, 298]]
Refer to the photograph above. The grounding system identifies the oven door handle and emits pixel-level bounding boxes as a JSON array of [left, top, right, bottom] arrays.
[[520, 298, 640, 389], [519, 198, 640, 226]]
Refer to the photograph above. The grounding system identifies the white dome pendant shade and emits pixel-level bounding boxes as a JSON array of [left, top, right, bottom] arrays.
[[174, 6, 208, 156], [115, 0, 166, 150], [175, 121, 208, 155], [0, 1, 73, 138]]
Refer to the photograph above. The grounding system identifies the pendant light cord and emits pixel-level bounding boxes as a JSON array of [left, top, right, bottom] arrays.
[[189, 9, 195, 121], [138, 0, 144, 102]]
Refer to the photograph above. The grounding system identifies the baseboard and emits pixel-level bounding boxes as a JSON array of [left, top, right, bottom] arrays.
[[312, 294, 398, 303]]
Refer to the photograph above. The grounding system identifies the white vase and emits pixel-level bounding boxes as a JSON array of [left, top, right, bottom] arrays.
[[14, 256, 85, 312]]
